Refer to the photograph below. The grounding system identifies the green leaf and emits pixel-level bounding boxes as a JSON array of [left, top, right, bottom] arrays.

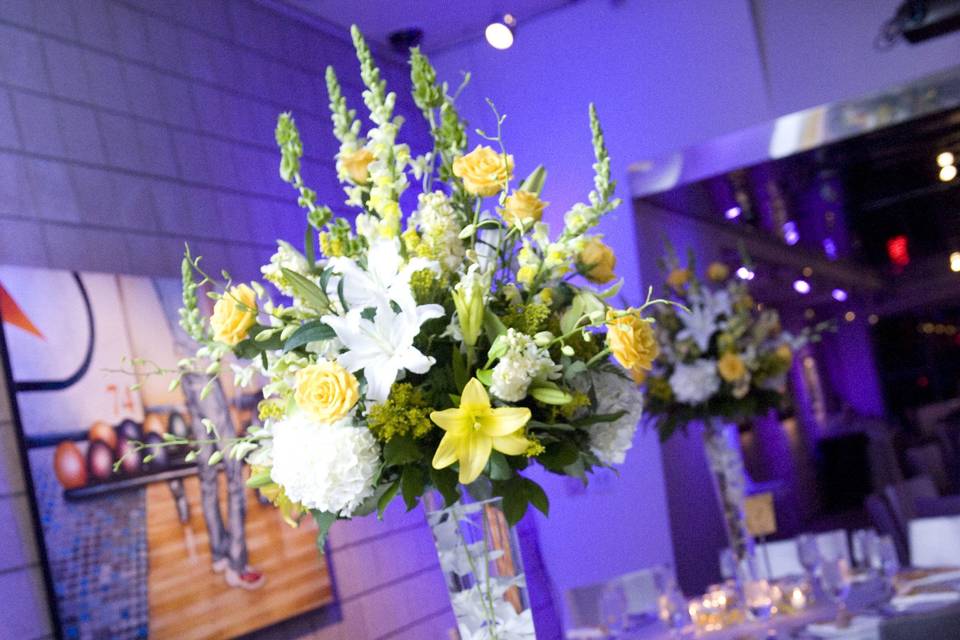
[[529, 382, 573, 405], [311, 510, 338, 550], [383, 435, 422, 467], [494, 475, 549, 525], [572, 410, 627, 427], [377, 481, 401, 519], [519, 164, 547, 196], [281, 267, 330, 312], [234, 325, 284, 359], [487, 452, 513, 481], [538, 441, 579, 472], [401, 466, 428, 511], [525, 478, 549, 516], [283, 320, 336, 353], [246, 468, 274, 488], [528, 420, 575, 432], [451, 347, 468, 392], [429, 467, 460, 507], [475, 368, 493, 386], [304, 225, 316, 269], [483, 308, 507, 342]]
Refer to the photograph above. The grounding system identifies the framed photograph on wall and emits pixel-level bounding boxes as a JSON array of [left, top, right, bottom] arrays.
[[0, 265, 335, 639]]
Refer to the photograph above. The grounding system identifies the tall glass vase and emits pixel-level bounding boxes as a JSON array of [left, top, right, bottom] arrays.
[[425, 495, 536, 640], [702, 421, 758, 584]]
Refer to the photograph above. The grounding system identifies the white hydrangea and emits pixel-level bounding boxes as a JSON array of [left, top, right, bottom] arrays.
[[270, 413, 380, 516], [587, 370, 644, 465], [408, 191, 465, 270], [669, 359, 721, 404], [490, 329, 560, 402], [261, 240, 310, 296]]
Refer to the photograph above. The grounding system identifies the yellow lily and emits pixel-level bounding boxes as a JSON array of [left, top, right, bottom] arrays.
[[431, 378, 532, 484]]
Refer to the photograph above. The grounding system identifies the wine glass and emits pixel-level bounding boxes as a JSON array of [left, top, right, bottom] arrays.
[[796, 534, 822, 578], [819, 557, 853, 626], [874, 535, 900, 595], [600, 581, 628, 638], [852, 529, 878, 573], [655, 567, 691, 638]]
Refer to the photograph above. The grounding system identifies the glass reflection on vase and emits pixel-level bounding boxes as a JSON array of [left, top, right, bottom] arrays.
[[425, 495, 535, 640]]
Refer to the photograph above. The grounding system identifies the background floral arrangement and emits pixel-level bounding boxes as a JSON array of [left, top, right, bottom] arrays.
[[643, 247, 829, 441], [147, 26, 661, 546]]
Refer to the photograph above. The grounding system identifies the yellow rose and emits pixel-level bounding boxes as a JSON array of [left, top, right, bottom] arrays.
[[294, 361, 360, 424], [579, 238, 617, 284], [210, 284, 257, 346], [707, 262, 729, 282], [606, 309, 659, 372], [342, 148, 375, 184], [775, 344, 793, 368], [500, 190, 547, 226], [630, 366, 647, 385], [717, 352, 747, 382], [452, 145, 514, 197], [666, 268, 691, 291]]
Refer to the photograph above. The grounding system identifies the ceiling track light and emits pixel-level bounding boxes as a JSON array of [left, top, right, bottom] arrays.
[[485, 14, 516, 50]]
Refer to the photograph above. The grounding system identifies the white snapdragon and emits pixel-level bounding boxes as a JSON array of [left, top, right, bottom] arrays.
[[261, 240, 310, 296], [270, 414, 380, 516], [407, 191, 465, 270], [669, 359, 721, 404], [587, 370, 644, 465], [490, 329, 560, 402]]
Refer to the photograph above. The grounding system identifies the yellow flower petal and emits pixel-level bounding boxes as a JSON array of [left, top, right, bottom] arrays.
[[492, 431, 531, 456], [432, 432, 460, 470], [458, 434, 492, 484], [430, 408, 469, 433], [479, 407, 531, 437], [459, 378, 492, 413]]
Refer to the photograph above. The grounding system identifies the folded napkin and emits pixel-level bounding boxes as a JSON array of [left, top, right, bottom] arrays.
[[564, 628, 606, 640], [889, 591, 960, 611], [805, 615, 881, 639]]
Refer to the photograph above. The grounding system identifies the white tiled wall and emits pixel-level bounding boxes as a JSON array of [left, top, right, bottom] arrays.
[[0, 0, 454, 638]]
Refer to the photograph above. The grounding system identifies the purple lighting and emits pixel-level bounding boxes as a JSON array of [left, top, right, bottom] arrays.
[[823, 237, 837, 260], [783, 221, 799, 246], [832, 288, 848, 302], [736, 266, 755, 280], [724, 206, 741, 220], [793, 279, 811, 294]]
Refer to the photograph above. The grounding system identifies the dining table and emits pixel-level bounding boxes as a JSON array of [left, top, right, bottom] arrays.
[[602, 567, 960, 640]]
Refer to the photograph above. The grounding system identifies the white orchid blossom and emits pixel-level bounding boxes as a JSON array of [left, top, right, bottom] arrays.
[[677, 288, 732, 352]]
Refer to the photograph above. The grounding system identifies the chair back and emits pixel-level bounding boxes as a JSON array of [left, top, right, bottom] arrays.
[[563, 567, 664, 630], [865, 493, 908, 564], [905, 445, 951, 494], [884, 475, 939, 538], [908, 515, 960, 568], [880, 602, 960, 640], [722, 530, 849, 580], [563, 582, 607, 630]]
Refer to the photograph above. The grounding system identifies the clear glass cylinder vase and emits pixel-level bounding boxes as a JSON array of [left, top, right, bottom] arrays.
[[702, 421, 759, 583], [425, 495, 536, 640]]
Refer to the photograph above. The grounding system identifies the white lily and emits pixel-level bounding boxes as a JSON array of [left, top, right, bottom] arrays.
[[328, 238, 436, 310], [322, 298, 444, 403], [677, 288, 731, 351]]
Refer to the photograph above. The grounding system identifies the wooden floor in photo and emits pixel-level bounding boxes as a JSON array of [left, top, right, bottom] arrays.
[[146, 473, 333, 639]]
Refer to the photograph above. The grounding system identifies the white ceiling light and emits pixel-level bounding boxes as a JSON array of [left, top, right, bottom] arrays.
[[940, 164, 958, 182], [937, 151, 955, 167], [485, 15, 515, 49]]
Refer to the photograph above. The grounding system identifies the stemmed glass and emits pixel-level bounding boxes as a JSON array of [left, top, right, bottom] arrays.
[[852, 529, 879, 573], [797, 534, 822, 579], [600, 581, 628, 638], [873, 535, 900, 596], [819, 557, 853, 626], [655, 567, 691, 639]]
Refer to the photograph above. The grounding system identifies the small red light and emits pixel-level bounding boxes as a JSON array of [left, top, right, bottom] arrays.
[[917, 375, 929, 388], [887, 235, 910, 267]]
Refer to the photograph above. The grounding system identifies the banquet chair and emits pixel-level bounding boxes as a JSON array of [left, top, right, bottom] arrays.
[[908, 515, 960, 568], [879, 602, 960, 639], [563, 567, 664, 631], [884, 475, 939, 541], [865, 493, 909, 564], [905, 444, 952, 494]]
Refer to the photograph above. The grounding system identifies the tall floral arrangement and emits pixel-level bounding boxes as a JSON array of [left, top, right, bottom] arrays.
[[643, 249, 827, 441], [151, 26, 659, 549]]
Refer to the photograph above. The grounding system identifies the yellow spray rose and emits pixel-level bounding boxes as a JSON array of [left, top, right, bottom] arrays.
[[294, 361, 360, 424], [717, 352, 747, 382], [500, 190, 547, 226], [707, 262, 729, 282], [342, 147, 375, 184], [606, 309, 659, 374], [210, 284, 257, 346], [579, 238, 617, 284], [452, 145, 514, 197], [775, 344, 793, 368], [666, 268, 691, 291]]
